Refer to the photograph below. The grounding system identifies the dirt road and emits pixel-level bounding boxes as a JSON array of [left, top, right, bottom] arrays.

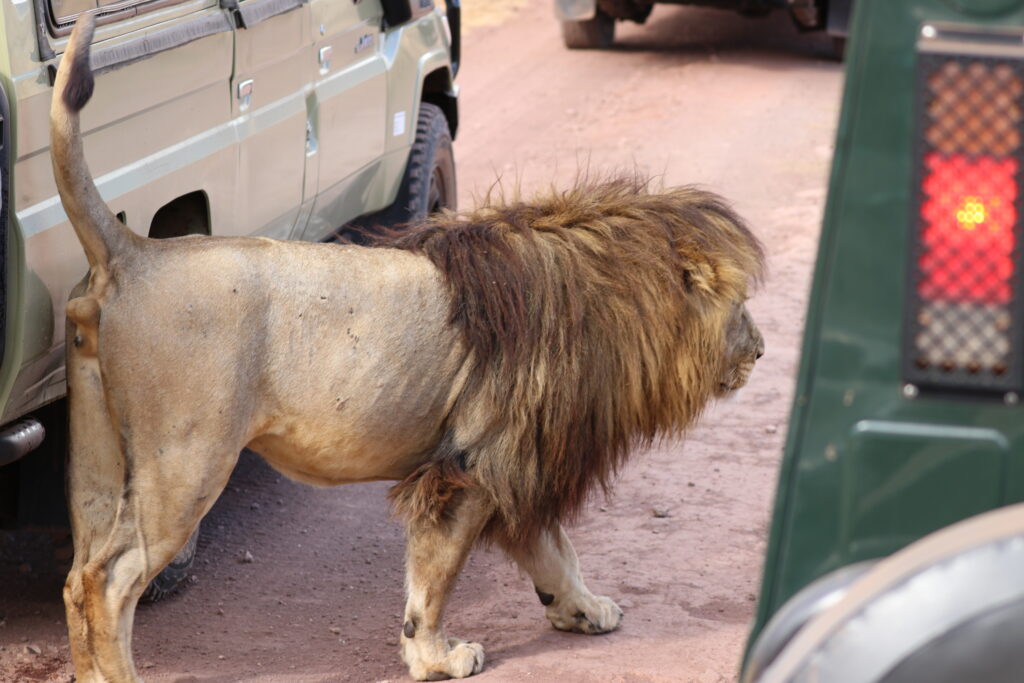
[[0, 2, 842, 681]]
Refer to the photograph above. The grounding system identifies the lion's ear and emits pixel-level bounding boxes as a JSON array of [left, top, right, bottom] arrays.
[[681, 260, 718, 296]]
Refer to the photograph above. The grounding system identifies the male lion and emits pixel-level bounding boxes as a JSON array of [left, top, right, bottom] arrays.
[[53, 14, 764, 682]]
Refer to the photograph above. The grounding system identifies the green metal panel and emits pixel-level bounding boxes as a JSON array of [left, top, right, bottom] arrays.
[[747, 0, 1024, 656]]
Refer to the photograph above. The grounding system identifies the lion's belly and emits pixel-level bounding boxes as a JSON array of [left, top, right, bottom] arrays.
[[246, 366, 464, 483], [247, 427, 426, 485], [244, 247, 468, 487], [247, 371, 462, 486]]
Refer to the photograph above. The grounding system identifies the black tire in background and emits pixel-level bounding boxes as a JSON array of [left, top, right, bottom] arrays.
[[344, 102, 456, 242], [139, 526, 199, 603], [561, 11, 614, 49]]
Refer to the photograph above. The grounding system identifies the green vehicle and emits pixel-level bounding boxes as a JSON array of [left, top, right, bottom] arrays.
[[554, 0, 852, 50], [0, 0, 460, 597], [743, 0, 1024, 680]]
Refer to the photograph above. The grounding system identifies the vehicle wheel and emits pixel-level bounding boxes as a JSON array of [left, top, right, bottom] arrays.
[[561, 11, 615, 50], [344, 102, 456, 242], [139, 526, 199, 603]]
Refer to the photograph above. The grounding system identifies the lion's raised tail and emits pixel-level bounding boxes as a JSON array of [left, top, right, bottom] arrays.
[[386, 175, 765, 549], [50, 12, 132, 270]]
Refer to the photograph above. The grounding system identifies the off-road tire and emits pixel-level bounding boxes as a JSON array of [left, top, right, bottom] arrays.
[[561, 12, 615, 50], [345, 102, 456, 241], [139, 526, 199, 603]]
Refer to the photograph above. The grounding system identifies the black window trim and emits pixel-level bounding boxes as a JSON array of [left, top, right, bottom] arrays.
[[37, 0, 307, 81]]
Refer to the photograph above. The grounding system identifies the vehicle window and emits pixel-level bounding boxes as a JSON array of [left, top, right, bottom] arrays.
[[50, 0, 93, 24], [47, 0, 188, 35]]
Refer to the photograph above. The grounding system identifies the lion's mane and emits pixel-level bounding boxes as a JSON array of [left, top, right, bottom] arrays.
[[386, 176, 765, 548]]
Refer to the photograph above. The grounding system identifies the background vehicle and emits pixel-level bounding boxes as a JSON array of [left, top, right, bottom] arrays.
[[742, 0, 1024, 678], [554, 0, 852, 52], [0, 0, 460, 598]]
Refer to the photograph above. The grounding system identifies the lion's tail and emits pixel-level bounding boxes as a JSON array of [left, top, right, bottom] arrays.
[[50, 13, 132, 270], [387, 175, 764, 548]]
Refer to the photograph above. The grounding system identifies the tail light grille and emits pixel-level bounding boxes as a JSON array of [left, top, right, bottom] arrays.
[[905, 38, 1024, 396]]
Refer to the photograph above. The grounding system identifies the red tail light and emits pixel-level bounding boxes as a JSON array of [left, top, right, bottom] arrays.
[[905, 33, 1024, 394], [919, 153, 1016, 305]]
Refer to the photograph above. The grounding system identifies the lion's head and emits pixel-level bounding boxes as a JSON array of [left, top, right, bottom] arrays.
[[717, 303, 764, 396]]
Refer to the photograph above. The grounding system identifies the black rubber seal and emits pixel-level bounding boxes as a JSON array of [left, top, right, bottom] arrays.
[[0, 79, 9, 375], [232, 0, 307, 30], [32, 0, 57, 62], [90, 12, 234, 74], [447, 0, 460, 78]]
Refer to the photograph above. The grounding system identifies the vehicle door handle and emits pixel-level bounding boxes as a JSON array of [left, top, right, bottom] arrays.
[[237, 79, 254, 111], [319, 46, 333, 75]]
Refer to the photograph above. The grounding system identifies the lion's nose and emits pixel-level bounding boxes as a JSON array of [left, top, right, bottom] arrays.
[[756, 348, 764, 359]]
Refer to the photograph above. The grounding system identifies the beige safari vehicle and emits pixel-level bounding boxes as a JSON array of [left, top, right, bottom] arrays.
[[0, 0, 460, 597]]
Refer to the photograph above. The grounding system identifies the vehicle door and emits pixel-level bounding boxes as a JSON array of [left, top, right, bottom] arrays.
[[303, 0, 388, 238], [4, 0, 235, 420], [229, 0, 315, 240]]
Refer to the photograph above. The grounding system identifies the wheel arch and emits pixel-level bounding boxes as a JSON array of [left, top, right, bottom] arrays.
[[148, 190, 211, 239], [421, 66, 458, 140]]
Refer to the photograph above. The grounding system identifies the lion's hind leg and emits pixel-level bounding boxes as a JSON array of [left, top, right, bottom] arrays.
[[65, 430, 239, 682], [499, 524, 623, 635], [399, 486, 493, 681], [64, 319, 242, 681]]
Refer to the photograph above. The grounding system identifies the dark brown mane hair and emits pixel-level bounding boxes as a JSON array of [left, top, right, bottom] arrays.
[[386, 175, 764, 548]]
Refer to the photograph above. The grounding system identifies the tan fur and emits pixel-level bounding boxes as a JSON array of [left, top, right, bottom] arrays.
[[53, 14, 764, 682]]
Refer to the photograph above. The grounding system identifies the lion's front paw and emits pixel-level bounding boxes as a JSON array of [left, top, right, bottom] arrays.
[[443, 638, 485, 678], [547, 594, 623, 635], [403, 635, 485, 681]]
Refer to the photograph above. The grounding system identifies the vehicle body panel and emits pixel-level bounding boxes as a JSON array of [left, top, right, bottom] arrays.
[[555, 0, 597, 21], [309, 0, 388, 226], [302, 12, 456, 241], [746, 0, 1024, 660], [231, 2, 311, 240]]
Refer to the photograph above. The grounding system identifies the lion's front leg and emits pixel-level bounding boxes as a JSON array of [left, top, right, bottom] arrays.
[[400, 488, 492, 681], [501, 524, 623, 635]]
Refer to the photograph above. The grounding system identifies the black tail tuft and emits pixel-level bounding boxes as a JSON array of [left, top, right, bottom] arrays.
[[61, 16, 95, 112]]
